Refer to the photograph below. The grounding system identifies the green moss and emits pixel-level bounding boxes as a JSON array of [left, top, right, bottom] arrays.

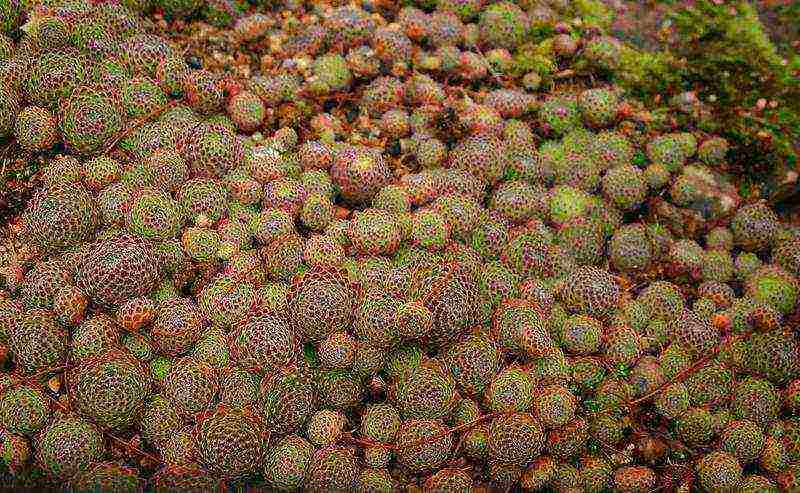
[[615, 47, 679, 99], [571, 0, 614, 30], [576, 1, 799, 183], [666, 1, 799, 179]]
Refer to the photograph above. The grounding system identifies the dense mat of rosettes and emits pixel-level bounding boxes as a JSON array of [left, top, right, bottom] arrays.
[[1, 0, 800, 492]]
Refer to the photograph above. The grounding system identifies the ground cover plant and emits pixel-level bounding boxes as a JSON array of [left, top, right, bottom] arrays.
[[0, 0, 799, 491]]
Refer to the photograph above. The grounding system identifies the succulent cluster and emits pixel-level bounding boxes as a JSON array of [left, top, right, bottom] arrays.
[[0, 0, 799, 491]]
